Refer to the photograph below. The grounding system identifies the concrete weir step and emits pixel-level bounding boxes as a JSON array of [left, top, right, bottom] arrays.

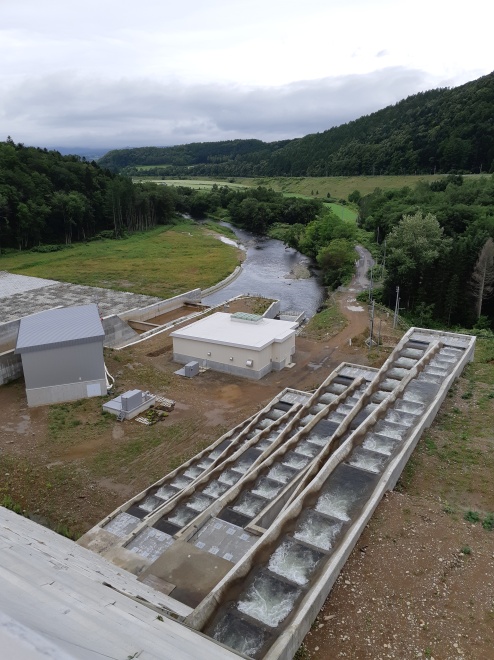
[[76, 329, 475, 660], [186, 329, 475, 659]]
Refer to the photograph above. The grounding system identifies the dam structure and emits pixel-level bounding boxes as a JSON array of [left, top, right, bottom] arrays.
[[78, 327, 475, 659]]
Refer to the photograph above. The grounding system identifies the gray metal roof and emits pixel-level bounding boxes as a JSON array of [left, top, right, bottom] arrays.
[[15, 304, 105, 354]]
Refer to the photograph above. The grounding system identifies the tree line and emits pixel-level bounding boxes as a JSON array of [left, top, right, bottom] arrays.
[[0, 139, 180, 251], [100, 72, 494, 177], [356, 175, 494, 328]]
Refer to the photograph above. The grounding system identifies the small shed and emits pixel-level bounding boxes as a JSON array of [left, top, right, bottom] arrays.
[[15, 304, 106, 407], [171, 312, 298, 380]]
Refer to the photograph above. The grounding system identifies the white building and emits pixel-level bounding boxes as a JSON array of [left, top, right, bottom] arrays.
[[171, 312, 298, 380]]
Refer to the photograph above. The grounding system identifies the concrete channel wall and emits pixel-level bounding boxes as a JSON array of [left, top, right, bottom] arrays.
[[0, 318, 21, 353], [0, 349, 23, 385], [185, 328, 475, 659], [119, 289, 202, 323], [201, 267, 242, 297]]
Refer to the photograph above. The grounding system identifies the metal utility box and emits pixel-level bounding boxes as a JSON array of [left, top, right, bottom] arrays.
[[184, 361, 199, 378], [121, 389, 143, 411]]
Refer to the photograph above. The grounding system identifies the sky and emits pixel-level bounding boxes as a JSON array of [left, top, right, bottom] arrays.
[[1, 0, 493, 150]]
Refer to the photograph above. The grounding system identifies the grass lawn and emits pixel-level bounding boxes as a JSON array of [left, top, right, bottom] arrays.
[[299, 299, 347, 340], [0, 221, 240, 298], [325, 202, 358, 223]]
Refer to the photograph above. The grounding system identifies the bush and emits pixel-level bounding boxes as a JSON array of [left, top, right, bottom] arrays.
[[482, 513, 494, 531], [30, 244, 66, 253], [464, 510, 480, 523]]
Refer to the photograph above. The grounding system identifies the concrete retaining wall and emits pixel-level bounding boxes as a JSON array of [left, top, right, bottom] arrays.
[[201, 267, 242, 297], [102, 315, 140, 348], [119, 289, 202, 323], [0, 318, 20, 353], [262, 300, 281, 319], [0, 350, 23, 385]]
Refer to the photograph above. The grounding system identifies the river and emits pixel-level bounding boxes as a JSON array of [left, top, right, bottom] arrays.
[[202, 224, 325, 318]]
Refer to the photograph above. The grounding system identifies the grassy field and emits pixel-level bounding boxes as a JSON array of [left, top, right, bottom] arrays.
[[235, 174, 489, 199], [326, 202, 358, 223], [0, 221, 240, 298], [133, 178, 248, 191]]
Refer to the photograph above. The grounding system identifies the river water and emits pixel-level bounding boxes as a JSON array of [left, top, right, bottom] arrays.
[[203, 225, 325, 318]]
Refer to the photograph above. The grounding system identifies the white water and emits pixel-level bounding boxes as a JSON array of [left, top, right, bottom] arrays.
[[403, 390, 427, 404], [167, 506, 197, 527], [171, 474, 192, 489], [268, 464, 295, 484], [212, 616, 265, 657], [294, 514, 343, 551], [218, 470, 242, 486], [187, 494, 213, 512], [237, 575, 301, 627], [376, 423, 406, 439], [139, 496, 161, 512], [208, 448, 223, 460], [251, 478, 283, 499], [233, 494, 266, 518], [305, 433, 328, 447], [347, 450, 385, 473], [197, 457, 214, 469], [203, 480, 230, 498], [363, 435, 397, 455], [385, 410, 413, 426], [319, 392, 337, 404], [184, 466, 202, 479], [155, 485, 179, 501], [282, 453, 310, 470], [316, 489, 351, 521], [294, 441, 319, 458], [232, 456, 255, 474], [395, 399, 423, 414], [268, 541, 321, 586]]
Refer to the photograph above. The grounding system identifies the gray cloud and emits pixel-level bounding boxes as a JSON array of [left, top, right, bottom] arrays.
[[1, 67, 447, 149]]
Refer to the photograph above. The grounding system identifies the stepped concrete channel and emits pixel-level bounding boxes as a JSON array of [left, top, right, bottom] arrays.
[[79, 327, 475, 659]]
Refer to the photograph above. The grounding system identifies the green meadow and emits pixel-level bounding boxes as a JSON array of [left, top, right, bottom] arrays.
[[0, 221, 240, 298]]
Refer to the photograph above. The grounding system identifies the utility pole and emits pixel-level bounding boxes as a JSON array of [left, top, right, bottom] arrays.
[[393, 286, 400, 329], [369, 300, 375, 347], [368, 265, 373, 302]]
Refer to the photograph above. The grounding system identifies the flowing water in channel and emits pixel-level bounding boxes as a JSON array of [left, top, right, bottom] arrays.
[[294, 512, 343, 551], [268, 540, 323, 586], [237, 573, 301, 627]]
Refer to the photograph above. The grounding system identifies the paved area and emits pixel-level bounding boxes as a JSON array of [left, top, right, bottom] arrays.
[[0, 273, 162, 322]]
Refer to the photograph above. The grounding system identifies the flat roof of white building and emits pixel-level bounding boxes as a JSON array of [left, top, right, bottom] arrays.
[[171, 312, 297, 351]]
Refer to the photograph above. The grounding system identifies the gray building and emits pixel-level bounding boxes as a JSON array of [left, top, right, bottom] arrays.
[[15, 304, 107, 407]]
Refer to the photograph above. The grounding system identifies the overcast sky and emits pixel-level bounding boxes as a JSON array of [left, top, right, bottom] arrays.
[[1, 0, 493, 150]]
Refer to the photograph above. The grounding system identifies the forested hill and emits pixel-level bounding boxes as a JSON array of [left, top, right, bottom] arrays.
[[99, 72, 494, 177], [0, 140, 179, 250]]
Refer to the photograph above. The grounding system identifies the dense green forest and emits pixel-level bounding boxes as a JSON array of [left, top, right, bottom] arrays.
[[99, 72, 494, 177], [0, 139, 321, 251], [356, 175, 494, 328], [0, 139, 183, 250]]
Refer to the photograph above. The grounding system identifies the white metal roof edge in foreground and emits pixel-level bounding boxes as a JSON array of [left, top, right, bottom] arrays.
[[0, 507, 240, 660]]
